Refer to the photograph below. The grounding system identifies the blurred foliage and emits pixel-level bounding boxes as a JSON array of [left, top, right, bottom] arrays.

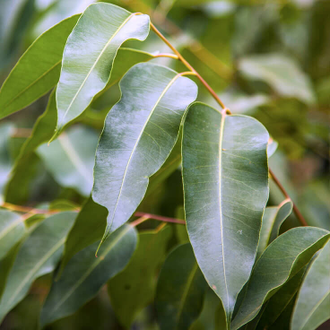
[[0, 0, 329, 329]]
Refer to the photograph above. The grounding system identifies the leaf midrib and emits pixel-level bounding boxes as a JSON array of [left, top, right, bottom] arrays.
[[0, 216, 23, 241]]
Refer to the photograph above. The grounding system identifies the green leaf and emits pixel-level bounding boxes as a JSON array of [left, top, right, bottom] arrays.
[[0, 212, 76, 321], [231, 227, 330, 329], [59, 197, 107, 275], [182, 102, 269, 324], [238, 54, 315, 105], [108, 225, 172, 328], [0, 123, 13, 202], [257, 199, 293, 257], [291, 239, 330, 330], [37, 126, 99, 196], [0, 15, 79, 119], [0, 209, 26, 260], [156, 243, 207, 330], [92, 62, 197, 243], [40, 224, 137, 327], [267, 138, 278, 158], [53, 3, 150, 137]]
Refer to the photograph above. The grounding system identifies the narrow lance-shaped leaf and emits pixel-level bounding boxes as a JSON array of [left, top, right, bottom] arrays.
[[0, 15, 79, 119], [40, 225, 137, 328], [0, 212, 76, 321], [155, 243, 207, 330], [92, 62, 197, 244], [257, 199, 293, 257], [182, 102, 269, 324], [232, 227, 330, 330], [53, 3, 150, 138], [108, 225, 172, 328], [291, 239, 330, 330]]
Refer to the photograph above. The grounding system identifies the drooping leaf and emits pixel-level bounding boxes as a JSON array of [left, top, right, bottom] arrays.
[[238, 54, 315, 105], [0, 15, 79, 119], [37, 126, 99, 196], [53, 3, 150, 137], [59, 197, 107, 275], [0, 209, 26, 260], [155, 243, 207, 330], [182, 102, 269, 324], [0, 123, 13, 202], [291, 239, 330, 330], [231, 227, 330, 330], [257, 199, 293, 257], [40, 225, 137, 327], [0, 212, 76, 321], [92, 62, 197, 242], [108, 225, 172, 328]]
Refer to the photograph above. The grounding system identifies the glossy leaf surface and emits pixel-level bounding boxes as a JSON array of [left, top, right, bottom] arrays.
[[108, 225, 172, 328], [182, 102, 269, 323], [257, 199, 293, 257], [40, 225, 137, 327], [0, 212, 76, 320], [54, 3, 150, 136], [38, 126, 99, 196], [0, 123, 12, 202], [155, 243, 207, 330], [232, 227, 330, 329], [291, 239, 330, 330], [92, 63, 197, 240], [0, 15, 79, 118]]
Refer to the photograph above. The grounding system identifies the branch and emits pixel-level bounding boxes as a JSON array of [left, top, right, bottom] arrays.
[[133, 212, 185, 225]]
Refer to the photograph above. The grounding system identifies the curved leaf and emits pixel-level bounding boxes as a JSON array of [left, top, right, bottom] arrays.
[[257, 199, 293, 257], [155, 243, 207, 330], [40, 225, 137, 327], [108, 225, 172, 328], [0, 15, 79, 119], [232, 227, 330, 329], [182, 102, 269, 324], [92, 62, 197, 242], [37, 126, 99, 196], [0, 210, 26, 260], [291, 239, 330, 330], [53, 3, 150, 137], [0, 212, 76, 321]]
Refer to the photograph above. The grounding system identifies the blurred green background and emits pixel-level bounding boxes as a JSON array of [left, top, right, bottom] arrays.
[[0, 0, 329, 329]]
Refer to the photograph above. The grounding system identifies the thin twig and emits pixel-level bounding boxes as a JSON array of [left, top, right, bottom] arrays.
[[134, 212, 185, 225]]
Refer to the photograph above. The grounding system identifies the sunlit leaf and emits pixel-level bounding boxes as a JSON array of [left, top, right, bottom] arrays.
[[155, 243, 207, 330], [92, 62, 197, 243], [53, 3, 150, 137], [40, 224, 137, 327], [182, 102, 269, 324]]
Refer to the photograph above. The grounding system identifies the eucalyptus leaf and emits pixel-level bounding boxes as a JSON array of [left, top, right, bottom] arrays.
[[0, 15, 79, 118], [155, 243, 207, 330], [182, 102, 269, 324], [40, 225, 137, 327], [108, 225, 172, 328], [257, 199, 293, 257], [0, 212, 76, 321], [37, 126, 99, 196], [53, 3, 150, 137], [92, 62, 197, 243], [291, 239, 330, 330], [232, 227, 330, 329]]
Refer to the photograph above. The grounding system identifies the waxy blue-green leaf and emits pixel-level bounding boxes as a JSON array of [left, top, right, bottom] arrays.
[[182, 102, 269, 324], [53, 3, 150, 137], [0, 212, 76, 321], [257, 199, 293, 257], [291, 239, 330, 330], [92, 63, 197, 243], [108, 225, 172, 328], [0, 15, 79, 119], [232, 227, 330, 330], [37, 126, 99, 196], [40, 225, 137, 327], [0, 209, 26, 260], [155, 243, 207, 330]]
